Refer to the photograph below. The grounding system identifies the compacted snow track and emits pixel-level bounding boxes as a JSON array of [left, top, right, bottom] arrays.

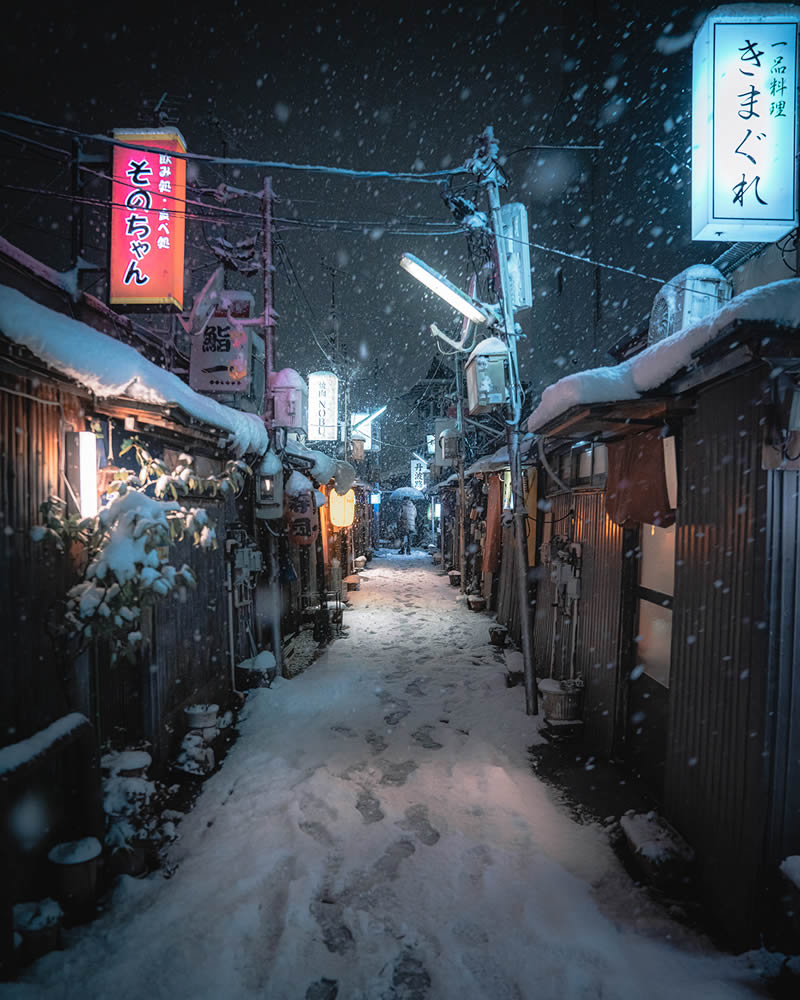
[[5, 551, 772, 1000]]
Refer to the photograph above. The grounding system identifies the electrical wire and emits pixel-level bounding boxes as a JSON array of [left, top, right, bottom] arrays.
[[0, 112, 470, 184]]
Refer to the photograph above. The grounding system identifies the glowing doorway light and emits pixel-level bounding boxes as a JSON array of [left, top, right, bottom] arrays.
[[78, 431, 98, 518]]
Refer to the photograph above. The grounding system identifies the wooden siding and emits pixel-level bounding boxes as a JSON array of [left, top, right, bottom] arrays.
[[1, 372, 81, 745], [532, 490, 624, 756]]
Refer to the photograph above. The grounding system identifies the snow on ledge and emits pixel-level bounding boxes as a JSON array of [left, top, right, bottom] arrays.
[[0, 712, 89, 776], [0, 285, 268, 457], [528, 278, 800, 433]]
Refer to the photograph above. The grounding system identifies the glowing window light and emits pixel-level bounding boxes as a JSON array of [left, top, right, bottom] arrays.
[[329, 488, 355, 528], [79, 431, 98, 518]]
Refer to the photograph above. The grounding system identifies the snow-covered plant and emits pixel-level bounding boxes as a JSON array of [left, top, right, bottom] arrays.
[[32, 438, 251, 663]]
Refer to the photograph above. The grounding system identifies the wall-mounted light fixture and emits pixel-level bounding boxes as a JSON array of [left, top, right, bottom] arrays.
[[78, 431, 98, 518]]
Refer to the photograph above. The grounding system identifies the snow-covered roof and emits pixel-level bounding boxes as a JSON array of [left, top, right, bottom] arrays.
[[0, 236, 80, 299], [465, 444, 509, 475], [283, 437, 339, 485], [0, 285, 269, 457], [528, 278, 800, 433]]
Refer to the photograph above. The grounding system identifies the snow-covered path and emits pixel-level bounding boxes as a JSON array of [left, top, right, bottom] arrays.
[[6, 552, 771, 999]]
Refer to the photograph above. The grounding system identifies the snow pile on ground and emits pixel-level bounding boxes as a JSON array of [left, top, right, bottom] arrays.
[[7, 552, 776, 999], [0, 284, 268, 457], [528, 278, 800, 431]]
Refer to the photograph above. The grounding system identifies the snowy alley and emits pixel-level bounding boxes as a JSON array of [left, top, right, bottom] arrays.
[[4, 550, 778, 1000]]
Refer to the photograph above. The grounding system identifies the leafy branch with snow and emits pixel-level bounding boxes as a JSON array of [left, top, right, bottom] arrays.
[[32, 437, 251, 663]]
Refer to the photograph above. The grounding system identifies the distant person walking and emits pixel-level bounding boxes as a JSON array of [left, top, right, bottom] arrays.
[[398, 498, 417, 555]]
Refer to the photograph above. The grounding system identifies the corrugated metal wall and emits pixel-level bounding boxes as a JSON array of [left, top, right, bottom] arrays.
[[665, 368, 771, 947], [572, 492, 624, 757], [533, 490, 623, 756], [764, 466, 800, 871]]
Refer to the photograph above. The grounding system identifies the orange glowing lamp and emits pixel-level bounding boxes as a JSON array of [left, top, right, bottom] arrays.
[[329, 488, 355, 529], [109, 128, 187, 310]]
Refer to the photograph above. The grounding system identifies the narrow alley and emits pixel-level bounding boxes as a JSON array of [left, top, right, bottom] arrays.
[[5, 552, 775, 1000]]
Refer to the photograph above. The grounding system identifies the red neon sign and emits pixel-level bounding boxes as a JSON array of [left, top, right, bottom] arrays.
[[109, 128, 187, 310]]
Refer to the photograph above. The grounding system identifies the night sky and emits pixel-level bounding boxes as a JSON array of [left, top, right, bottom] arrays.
[[2, 0, 721, 437]]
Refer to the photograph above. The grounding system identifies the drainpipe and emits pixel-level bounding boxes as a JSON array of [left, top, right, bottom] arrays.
[[226, 559, 245, 702]]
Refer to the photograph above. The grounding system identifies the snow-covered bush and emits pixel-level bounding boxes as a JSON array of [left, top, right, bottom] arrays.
[[32, 437, 251, 663]]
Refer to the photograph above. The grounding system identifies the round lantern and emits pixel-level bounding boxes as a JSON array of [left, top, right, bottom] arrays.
[[329, 488, 355, 529]]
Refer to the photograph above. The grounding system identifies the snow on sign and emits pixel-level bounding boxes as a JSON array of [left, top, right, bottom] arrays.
[[189, 292, 253, 393], [692, 6, 799, 242], [109, 128, 187, 309]]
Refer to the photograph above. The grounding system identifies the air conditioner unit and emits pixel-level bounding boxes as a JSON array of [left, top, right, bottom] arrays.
[[648, 265, 732, 346]]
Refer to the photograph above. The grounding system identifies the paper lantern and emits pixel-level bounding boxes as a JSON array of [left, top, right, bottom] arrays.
[[329, 488, 355, 529]]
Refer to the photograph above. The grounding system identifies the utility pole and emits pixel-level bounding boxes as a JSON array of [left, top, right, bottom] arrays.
[[454, 356, 467, 594], [261, 176, 283, 677], [472, 127, 538, 716]]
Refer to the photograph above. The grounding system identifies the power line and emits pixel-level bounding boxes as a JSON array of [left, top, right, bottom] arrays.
[[0, 112, 469, 184]]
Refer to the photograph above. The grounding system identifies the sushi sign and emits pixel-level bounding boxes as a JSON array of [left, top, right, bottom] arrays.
[[692, 6, 799, 242], [110, 128, 187, 309]]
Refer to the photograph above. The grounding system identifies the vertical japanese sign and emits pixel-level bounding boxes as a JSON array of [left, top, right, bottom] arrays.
[[287, 488, 318, 546], [110, 128, 187, 308], [410, 459, 428, 491], [189, 291, 254, 393], [692, 8, 799, 241], [307, 371, 339, 441]]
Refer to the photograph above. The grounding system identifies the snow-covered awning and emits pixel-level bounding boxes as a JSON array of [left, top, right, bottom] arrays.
[[283, 437, 342, 486], [0, 285, 269, 457], [528, 278, 800, 434]]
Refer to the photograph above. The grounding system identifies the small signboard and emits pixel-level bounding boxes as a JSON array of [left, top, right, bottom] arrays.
[[307, 371, 339, 441], [692, 7, 799, 241], [410, 459, 428, 491], [189, 291, 254, 393]]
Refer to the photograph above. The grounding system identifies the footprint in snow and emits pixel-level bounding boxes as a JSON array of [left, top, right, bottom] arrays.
[[384, 707, 411, 726], [331, 725, 358, 738], [355, 788, 385, 824], [365, 730, 388, 754], [396, 803, 440, 845], [305, 979, 339, 1000], [378, 760, 418, 786], [411, 725, 443, 750]]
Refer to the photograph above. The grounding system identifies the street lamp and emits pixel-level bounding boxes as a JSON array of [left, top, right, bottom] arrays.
[[399, 254, 494, 326]]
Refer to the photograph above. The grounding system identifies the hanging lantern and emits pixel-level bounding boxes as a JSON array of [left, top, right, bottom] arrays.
[[329, 488, 356, 529], [285, 470, 317, 546]]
